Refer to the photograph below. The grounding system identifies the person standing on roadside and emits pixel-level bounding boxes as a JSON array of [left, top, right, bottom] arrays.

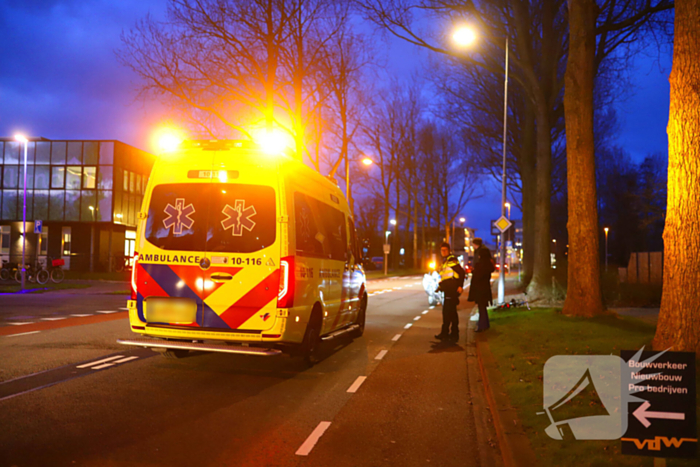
[[435, 242, 466, 342], [468, 238, 494, 332]]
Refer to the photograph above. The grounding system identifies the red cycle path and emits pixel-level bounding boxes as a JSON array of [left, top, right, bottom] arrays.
[[0, 312, 128, 336]]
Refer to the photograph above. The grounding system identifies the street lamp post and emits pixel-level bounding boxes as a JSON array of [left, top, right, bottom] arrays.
[[604, 227, 609, 271], [384, 230, 391, 276], [15, 135, 28, 291], [89, 206, 96, 272], [454, 27, 509, 304]]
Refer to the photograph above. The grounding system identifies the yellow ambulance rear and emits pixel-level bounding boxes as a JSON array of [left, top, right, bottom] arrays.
[[117, 140, 367, 364]]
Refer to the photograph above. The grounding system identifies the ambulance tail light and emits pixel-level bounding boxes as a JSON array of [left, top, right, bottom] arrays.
[[277, 256, 295, 308], [130, 253, 139, 300]]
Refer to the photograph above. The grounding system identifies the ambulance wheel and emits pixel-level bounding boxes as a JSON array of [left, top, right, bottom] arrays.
[[163, 349, 189, 359], [353, 295, 367, 338], [302, 311, 322, 366]]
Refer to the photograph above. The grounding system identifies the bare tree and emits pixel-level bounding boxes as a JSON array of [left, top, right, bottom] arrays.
[[358, 0, 569, 298], [563, 0, 673, 317], [653, 0, 700, 352], [118, 0, 357, 165]]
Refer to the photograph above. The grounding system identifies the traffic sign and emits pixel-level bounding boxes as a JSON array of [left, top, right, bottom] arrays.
[[494, 216, 512, 233], [621, 350, 696, 459], [34, 220, 43, 234]]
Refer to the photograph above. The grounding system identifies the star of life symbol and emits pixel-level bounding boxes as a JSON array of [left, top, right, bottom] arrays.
[[221, 200, 257, 236], [163, 198, 196, 235]]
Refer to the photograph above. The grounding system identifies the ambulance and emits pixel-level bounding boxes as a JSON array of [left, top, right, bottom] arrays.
[[117, 140, 367, 364]]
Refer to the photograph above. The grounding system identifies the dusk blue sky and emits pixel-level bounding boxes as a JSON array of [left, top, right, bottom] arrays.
[[0, 1, 672, 238]]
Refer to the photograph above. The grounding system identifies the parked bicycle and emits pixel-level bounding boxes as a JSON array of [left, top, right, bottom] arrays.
[[46, 257, 65, 283], [1, 260, 20, 281], [115, 256, 133, 273], [13, 261, 49, 285]]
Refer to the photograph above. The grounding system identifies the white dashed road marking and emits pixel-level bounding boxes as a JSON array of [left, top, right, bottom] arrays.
[[296, 421, 332, 456], [114, 356, 140, 364], [347, 376, 367, 393], [96, 310, 118, 314], [404, 323, 412, 329], [70, 314, 93, 318], [375, 350, 388, 360], [422, 310, 429, 315], [392, 334, 402, 342], [41, 317, 66, 321], [76, 356, 124, 369], [413, 316, 421, 321], [5, 331, 40, 338], [119, 307, 129, 311], [7, 322, 31, 326]]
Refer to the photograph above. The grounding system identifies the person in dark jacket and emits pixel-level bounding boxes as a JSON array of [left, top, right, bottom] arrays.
[[435, 242, 466, 342], [468, 238, 494, 332]]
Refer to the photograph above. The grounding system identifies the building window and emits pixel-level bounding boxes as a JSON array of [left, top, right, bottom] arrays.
[[35, 166, 50, 189], [123, 169, 129, 191], [1, 190, 17, 219], [3, 142, 20, 164], [64, 190, 80, 221], [36, 142, 51, 165], [83, 166, 96, 189], [67, 142, 82, 165], [51, 166, 65, 188], [34, 190, 49, 221], [62, 227, 72, 256], [49, 190, 65, 221], [1, 225, 10, 255], [39, 226, 49, 256], [97, 166, 113, 189], [129, 171, 135, 193], [3, 166, 19, 189], [99, 142, 114, 165], [125, 230, 136, 258], [81, 190, 97, 221], [66, 166, 82, 189], [83, 142, 98, 165], [51, 142, 66, 164]]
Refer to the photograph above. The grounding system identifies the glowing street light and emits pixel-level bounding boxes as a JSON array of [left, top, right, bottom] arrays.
[[454, 25, 509, 304], [505, 202, 511, 219], [362, 157, 373, 166], [459, 217, 466, 224], [15, 134, 28, 291], [390, 219, 397, 226], [452, 26, 477, 47]]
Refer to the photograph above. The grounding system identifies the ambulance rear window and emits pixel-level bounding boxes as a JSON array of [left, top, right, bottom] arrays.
[[145, 183, 276, 253]]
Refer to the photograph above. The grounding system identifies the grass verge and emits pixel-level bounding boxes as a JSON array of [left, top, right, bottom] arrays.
[[486, 307, 699, 467], [0, 282, 91, 294]]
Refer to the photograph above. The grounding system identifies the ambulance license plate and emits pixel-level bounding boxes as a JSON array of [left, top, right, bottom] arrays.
[[145, 298, 197, 324]]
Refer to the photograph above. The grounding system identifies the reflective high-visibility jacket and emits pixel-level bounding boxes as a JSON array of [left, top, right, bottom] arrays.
[[437, 254, 466, 298]]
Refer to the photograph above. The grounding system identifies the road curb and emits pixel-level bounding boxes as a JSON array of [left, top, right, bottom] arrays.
[[475, 331, 538, 467]]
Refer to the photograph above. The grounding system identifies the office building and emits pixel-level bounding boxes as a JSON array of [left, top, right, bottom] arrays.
[[0, 138, 155, 272]]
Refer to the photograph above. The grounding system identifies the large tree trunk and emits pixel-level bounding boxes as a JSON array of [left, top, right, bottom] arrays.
[[520, 101, 537, 286], [653, 0, 700, 352], [562, 0, 604, 317], [527, 97, 554, 299]]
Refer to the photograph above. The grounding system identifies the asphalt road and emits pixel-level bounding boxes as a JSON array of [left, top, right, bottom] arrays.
[[0, 276, 500, 467]]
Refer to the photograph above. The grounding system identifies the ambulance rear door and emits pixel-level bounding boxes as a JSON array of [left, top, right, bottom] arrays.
[[199, 153, 281, 333]]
